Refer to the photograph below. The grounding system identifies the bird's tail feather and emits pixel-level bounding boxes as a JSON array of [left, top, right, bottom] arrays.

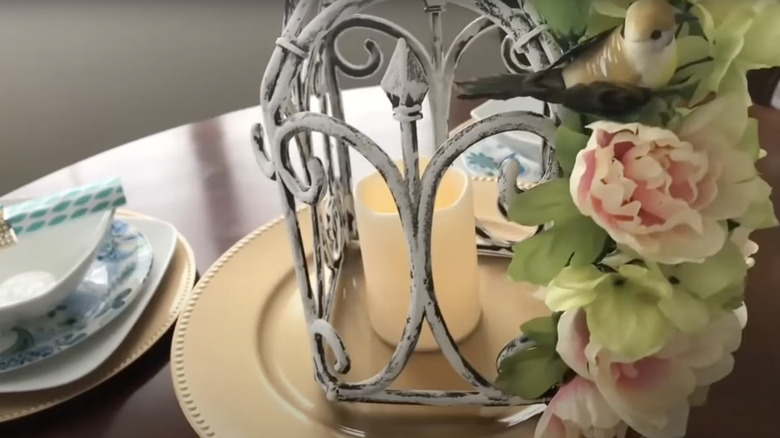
[[455, 70, 566, 102], [456, 71, 654, 116]]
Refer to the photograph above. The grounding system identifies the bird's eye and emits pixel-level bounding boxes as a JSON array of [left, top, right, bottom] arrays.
[[650, 30, 663, 40]]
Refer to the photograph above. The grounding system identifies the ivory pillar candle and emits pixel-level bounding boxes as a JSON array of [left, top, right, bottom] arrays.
[[354, 161, 481, 351]]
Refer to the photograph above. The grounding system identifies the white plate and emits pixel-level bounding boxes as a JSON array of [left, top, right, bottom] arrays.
[[470, 96, 546, 162], [0, 211, 113, 326], [459, 137, 543, 183], [0, 217, 177, 392], [0, 220, 153, 373], [461, 97, 548, 183]]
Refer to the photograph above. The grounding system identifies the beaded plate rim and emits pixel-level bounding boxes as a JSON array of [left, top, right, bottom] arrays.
[[170, 176, 536, 437]]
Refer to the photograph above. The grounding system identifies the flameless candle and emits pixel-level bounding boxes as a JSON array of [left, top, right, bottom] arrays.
[[354, 160, 481, 351]]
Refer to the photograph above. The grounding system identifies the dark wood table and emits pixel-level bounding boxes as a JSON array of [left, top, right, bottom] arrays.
[[1, 86, 779, 437]]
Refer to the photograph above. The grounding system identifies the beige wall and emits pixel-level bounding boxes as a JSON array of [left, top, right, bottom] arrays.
[[0, 0, 505, 194]]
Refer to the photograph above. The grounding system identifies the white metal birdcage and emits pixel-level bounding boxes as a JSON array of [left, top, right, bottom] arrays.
[[255, 0, 564, 406]]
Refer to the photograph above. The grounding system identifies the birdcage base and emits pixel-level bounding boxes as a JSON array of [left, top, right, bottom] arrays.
[[173, 178, 550, 437]]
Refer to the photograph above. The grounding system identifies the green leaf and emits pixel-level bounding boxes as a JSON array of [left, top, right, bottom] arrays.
[[675, 36, 712, 67], [555, 125, 590, 177], [495, 346, 569, 399], [740, 198, 779, 230], [570, 219, 609, 266], [529, 0, 592, 41], [673, 35, 712, 83], [560, 109, 585, 131], [585, 11, 622, 37], [710, 282, 746, 310], [634, 97, 670, 127], [507, 179, 578, 226], [520, 316, 558, 348], [591, 0, 630, 17], [673, 241, 748, 301], [742, 2, 780, 67], [738, 117, 761, 161], [719, 64, 752, 108], [508, 216, 607, 285], [737, 178, 778, 230], [509, 230, 565, 285], [692, 3, 715, 40], [717, 284, 747, 310]]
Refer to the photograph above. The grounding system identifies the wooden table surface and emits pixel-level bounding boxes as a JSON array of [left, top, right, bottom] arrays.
[[1, 86, 779, 437]]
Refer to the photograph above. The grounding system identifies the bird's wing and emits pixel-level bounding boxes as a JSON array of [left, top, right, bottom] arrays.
[[557, 81, 653, 116], [547, 26, 617, 70]]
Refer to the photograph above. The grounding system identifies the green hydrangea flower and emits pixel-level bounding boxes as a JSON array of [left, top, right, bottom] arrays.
[[688, 0, 780, 104], [662, 241, 749, 311], [544, 247, 745, 360], [585, 0, 632, 36], [547, 263, 675, 360]]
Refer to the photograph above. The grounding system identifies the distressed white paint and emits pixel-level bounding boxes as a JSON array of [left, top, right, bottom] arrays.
[[256, 0, 561, 407]]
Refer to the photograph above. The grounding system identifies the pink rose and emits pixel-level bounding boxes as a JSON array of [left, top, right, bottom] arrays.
[[570, 99, 760, 264], [535, 377, 628, 438], [556, 310, 743, 438]]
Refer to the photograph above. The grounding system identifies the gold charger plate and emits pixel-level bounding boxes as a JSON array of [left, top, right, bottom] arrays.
[[0, 210, 197, 422], [173, 178, 549, 438]]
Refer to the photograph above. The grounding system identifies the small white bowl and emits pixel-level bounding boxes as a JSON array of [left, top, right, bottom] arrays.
[[0, 211, 113, 327], [470, 97, 546, 165]]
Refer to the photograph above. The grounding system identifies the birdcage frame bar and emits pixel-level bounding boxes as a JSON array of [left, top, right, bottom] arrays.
[[254, 0, 564, 406]]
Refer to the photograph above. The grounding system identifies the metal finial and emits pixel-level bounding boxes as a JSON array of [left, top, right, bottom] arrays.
[[381, 38, 429, 111], [0, 206, 17, 248]]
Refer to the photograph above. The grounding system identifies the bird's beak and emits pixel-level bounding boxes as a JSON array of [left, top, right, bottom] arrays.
[[675, 11, 698, 24]]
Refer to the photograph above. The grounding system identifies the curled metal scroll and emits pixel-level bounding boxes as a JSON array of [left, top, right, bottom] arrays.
[[274, 111, 428, 395], [259, 0, 567, 407], [417, 110, 556, 398], [333, 38, 382, 78], [501, 35, 533, 73], [329, 15, 434, 80], [311, 318, 351, 374], [251, 123, 277, 180], [444, 16, 499, 80]]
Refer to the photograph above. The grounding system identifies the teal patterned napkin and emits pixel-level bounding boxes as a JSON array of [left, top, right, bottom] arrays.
[[2, 178, 126, 237]]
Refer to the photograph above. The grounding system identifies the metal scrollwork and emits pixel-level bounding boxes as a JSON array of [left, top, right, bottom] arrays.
[[258, 0, 564, 407]]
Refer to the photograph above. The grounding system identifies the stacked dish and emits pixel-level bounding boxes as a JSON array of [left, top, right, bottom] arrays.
[[458, 96, 546, 183], [0, 179, 194, 417]]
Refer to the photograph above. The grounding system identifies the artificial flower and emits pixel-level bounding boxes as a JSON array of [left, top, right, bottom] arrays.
[[569, 97, 765, 264], [556, 310, 743, 438], [687, 0, 780, 104], [526, 0, 594, 47], [584, 0, 633, 36], [545, 262, 714, 360], [535, 376, 629, 438]]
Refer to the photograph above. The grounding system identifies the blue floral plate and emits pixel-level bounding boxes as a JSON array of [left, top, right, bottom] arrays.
[[0, 220, 153, 373], [460, 137, 543, 183]]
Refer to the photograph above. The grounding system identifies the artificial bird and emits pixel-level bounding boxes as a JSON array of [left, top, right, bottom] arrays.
[[457, 0, 696, 116]]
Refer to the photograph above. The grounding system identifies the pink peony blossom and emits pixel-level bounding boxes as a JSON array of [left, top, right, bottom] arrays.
[[535, 376, 628, 438], [569, 99, 761, 264], [555, 310, 742, 438]]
